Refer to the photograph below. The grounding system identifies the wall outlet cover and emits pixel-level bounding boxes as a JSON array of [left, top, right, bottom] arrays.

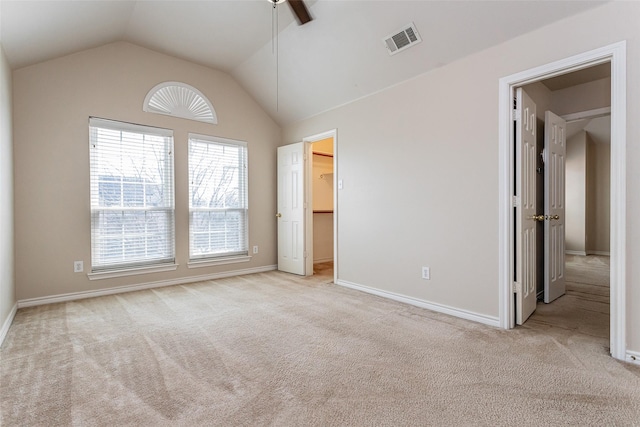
[[74, 261, 84, 273]]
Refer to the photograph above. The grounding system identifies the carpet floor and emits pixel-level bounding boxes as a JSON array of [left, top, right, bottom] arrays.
[[1, 258, 639, 426]]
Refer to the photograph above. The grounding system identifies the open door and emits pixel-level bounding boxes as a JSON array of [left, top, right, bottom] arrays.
[[515, 88, 538, 325], [277, 143, 306, 275], [544, 111, 567, 303]]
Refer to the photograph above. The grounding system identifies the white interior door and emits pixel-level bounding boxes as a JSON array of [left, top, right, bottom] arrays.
[[515, 88, 538, 325], [544, 111, 566, 303], [277, 143, 306, 275]]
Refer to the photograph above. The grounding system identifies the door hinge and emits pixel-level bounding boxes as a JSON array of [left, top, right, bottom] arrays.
[[512, 109, 520, 121], [512, 281, 522, 294], [512, 195, 520, 207], [303, 251, 308, 258]]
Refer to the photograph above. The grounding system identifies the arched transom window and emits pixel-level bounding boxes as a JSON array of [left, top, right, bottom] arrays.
[[143, 82, 218, 124]]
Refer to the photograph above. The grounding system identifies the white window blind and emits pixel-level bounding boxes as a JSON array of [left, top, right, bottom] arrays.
[[89, 118, 175, 271], [188, 134, 248, 260]]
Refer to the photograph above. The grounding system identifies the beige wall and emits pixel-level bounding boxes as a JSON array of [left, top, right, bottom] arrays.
[[566, 131, 588, 254], [551, 77, 611, 116], [586, 135, 611, 254], [566, 130, 611, 256], [283, 2, 640, 352], [12, 42, 281, 301], [0, 43, 16, 335]]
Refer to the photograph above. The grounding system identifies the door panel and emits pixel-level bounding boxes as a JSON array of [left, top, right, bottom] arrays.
[[516, 88, 538, 325], [544, 111, 566, 303], [277, 143, 306, 275]]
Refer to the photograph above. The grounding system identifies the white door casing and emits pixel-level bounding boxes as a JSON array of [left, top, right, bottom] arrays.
[[515, 88, 538, 325], [544, 111, 567, 303], [277, 143, 306, 275], [499, 42, 626, 361]]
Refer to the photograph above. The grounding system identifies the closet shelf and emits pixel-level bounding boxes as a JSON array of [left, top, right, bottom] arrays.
[[313, 152, 333, 158]]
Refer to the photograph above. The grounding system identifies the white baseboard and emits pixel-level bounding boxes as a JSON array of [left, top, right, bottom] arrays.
[[0, 302, 18, 347], [587, 250, 610, 256], [18, 265, 277, 308], [626, 350, 640, 366], [335, 279, 500, 328], [565, 250, 587, 256], [314, 258, 333, 264], [565, 250, 611, 257]]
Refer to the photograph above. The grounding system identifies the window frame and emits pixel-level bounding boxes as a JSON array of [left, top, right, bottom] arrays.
[[187, 133, 249, 265], [88, 117, 176, 275]]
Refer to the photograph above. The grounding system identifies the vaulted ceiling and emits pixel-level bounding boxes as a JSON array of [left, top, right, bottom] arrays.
[[0, 0, 606, 126]]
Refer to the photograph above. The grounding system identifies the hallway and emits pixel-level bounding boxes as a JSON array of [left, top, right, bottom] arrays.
[[525, 255, 610, 353]]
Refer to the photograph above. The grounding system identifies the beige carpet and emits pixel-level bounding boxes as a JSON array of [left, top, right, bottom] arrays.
[[1, 259, 639, 426]]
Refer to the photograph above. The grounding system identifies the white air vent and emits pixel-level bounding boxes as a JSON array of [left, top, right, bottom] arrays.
[[383, 22, 422, 56]]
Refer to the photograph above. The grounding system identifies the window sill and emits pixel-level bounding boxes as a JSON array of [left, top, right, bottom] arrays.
[[187, 255, 252, 269], [88, 263, 179, 280]]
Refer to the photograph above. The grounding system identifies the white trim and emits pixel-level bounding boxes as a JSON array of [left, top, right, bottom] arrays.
[[586, 250, 610, 257], [565, 250, 610, 256], [187, 255, 251, 268], [89, 117, 173, 137], [0, 303, 18, 347], [626, 350, 640, 366], [336, 279, 500, 328], [302, 129, 338, 284], [565, 250, 587, 256], [498, 41, 626, 361], [188, 133, 247, 147], [562, 107, 611, 123], [19, 265, 277, 308], [88, 263, 178, 280]]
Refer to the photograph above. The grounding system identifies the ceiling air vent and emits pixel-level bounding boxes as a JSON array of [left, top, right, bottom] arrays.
[[383, 22, 422, 56]]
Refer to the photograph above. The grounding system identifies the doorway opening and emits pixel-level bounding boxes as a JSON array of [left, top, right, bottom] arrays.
[[498, 42, 627, 361], [309, 138, 334, 278], [519, 74, 612, 344], [303, 130, 337, 283]]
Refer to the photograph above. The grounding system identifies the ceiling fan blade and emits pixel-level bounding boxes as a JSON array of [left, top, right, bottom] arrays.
[[288, 0, 312, 25]]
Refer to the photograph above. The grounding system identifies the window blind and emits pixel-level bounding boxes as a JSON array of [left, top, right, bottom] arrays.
[[188, 134, 248, 260], [89, 117, 175, 271]]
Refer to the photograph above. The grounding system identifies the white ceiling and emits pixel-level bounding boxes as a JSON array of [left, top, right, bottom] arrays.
[[0, 0, 607, 125], [567, 115, 611, 145], [542, 62, 611, 91]]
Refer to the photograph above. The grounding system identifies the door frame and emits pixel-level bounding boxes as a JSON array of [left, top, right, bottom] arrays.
[[498, 41, 627, 361], [302, 129, 338, 282]]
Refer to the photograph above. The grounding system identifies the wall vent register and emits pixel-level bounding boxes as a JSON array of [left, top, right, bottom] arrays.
[[383, 22, 422, 56]]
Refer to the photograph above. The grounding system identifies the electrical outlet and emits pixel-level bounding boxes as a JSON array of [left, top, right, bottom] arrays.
[[421, 266, 430, 280], [253, 245, 259, 254], [74, 261, 84, 273]]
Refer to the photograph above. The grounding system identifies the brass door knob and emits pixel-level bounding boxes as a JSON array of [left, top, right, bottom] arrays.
[[276, 213, 282, 218], [549, 215, 560, 220], [528, 214, 545, 222]]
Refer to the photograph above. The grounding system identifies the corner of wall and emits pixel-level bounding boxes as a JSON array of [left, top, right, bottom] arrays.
[[0, 42, 17, 343]]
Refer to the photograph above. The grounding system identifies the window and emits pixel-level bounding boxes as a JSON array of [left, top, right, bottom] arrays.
[[89, 118, 175, 272], [188, 134, 248, 261], [143, 82, 218, 124]]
